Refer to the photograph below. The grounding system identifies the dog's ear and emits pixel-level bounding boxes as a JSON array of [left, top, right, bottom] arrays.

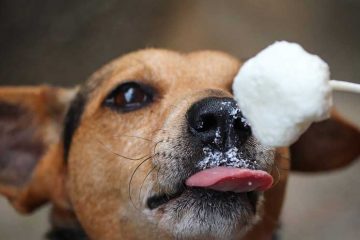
[[0, 86, 77, 213], [290, 111, 360, 172]]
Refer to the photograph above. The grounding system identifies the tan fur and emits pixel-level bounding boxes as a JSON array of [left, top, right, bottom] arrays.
[[0, 49, 359, 240]]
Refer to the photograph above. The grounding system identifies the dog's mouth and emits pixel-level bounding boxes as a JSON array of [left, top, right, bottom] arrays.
[[146, 187, 185, 210], [146, 166, 273, 210], [147, 188, 260, 212]]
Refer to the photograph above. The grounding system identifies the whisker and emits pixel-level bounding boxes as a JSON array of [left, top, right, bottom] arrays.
[[155, 166, 162, 193], [96, 138, 151, 161], [271, 163, 281, 188], [138, 165, 158, 205], [111, 134, 153, 142], [153, 139, 166, 156], [274, 152, 291, 171], [150, 128, 169, 136], [128, 155, 154, 210]]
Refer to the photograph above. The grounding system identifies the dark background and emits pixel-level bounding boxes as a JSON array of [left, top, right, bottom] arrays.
[[0, 1, 359, 239]]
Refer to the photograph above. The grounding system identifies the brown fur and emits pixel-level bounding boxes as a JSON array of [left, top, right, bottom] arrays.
[[0, 49, 359, 240]]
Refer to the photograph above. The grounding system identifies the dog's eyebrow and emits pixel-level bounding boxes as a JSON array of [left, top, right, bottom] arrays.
[[63, 91, 87, 162]]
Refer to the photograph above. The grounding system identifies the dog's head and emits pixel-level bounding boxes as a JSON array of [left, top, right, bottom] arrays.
[[0, 49, 359, 240]]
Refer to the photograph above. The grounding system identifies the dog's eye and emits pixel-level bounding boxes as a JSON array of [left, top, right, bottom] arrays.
[[104, 82, 154, 112]]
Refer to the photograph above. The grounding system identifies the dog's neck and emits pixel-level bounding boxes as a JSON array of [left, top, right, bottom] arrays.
[[45, 207, 88, 240]]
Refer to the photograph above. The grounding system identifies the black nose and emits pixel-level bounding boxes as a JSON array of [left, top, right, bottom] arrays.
[[186, 97, 251, 150]]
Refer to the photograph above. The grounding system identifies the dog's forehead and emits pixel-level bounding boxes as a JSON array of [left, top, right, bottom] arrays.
[[84, 49, 241, 93]]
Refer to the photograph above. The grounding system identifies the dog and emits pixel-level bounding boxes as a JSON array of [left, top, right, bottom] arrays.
[[0, 49, 359, 240]]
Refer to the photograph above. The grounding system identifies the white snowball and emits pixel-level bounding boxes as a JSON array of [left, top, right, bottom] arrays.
[[233, 41, 333, 147]]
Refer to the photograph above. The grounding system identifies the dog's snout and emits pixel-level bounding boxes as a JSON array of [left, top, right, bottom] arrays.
[[187, 97, 251, 150]]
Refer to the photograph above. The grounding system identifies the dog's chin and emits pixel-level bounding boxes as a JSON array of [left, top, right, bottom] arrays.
[[146, 188, 263, 240]]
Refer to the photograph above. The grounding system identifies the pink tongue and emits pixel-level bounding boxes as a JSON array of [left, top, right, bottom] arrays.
[[185, 167, 273, 193]]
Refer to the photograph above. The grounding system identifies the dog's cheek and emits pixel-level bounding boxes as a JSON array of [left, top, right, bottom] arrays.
[[66, 115, 159, 239], [66, 128, 128, 238]]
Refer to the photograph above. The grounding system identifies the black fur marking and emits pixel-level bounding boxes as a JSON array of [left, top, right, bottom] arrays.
[[63, 92, 87, 162], [46, 228, 88, 240]]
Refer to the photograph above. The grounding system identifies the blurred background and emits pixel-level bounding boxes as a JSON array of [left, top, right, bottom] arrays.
[[0, 0, 359, 239]]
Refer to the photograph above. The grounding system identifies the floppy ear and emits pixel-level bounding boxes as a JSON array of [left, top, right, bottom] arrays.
[[290, 111, 360, 172], [0, 86, 77, 213]]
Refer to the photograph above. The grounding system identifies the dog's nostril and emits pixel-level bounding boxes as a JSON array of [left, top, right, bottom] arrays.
[[234, 118, 252, 142], [197, 114, 217, 132]]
